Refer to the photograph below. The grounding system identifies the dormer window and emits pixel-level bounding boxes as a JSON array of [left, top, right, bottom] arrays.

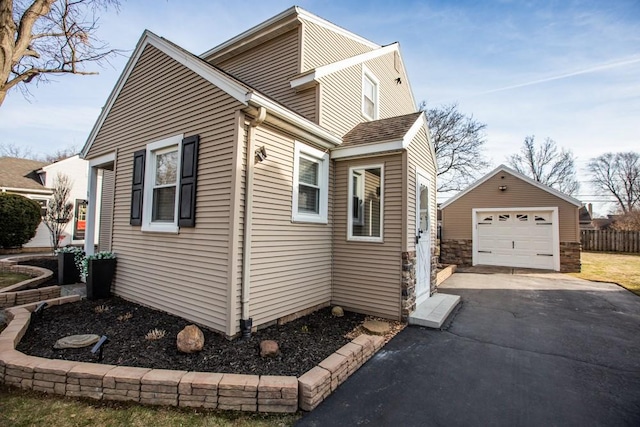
[[362, 66, 379, 120]]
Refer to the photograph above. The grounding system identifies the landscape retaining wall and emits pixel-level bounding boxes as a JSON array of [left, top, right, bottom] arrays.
[[0, 286, 61, 309], [0, 259, 53, 293], [0, 297, 385, 413]]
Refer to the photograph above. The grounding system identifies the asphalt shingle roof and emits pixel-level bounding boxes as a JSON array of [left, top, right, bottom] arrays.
[[342, 112, 422, 147], [0, 157, 48, 190]]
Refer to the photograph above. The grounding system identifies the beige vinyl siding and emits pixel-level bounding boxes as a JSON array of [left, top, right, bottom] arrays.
[[98, 169, 115, 252], [442, 171, 580, 242], [333, 154, 403, 320], [248, 125, 332, 327], [214, 28, 315, 121], [85, 45, 244, 333], [318, 53, 416, 137], [366, 54, 416, 119], [406, 126, 438, 253], [301, 20, 374, 70]]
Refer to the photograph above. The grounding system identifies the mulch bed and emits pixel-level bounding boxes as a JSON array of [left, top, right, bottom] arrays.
[[16, 297, 366, 377], [17, 257, 58, 287]]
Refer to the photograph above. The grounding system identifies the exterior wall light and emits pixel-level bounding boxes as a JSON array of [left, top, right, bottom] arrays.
[[499, 185, 507, 191]]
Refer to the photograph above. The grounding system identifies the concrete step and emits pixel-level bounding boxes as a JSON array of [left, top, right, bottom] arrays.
[[408, 293, 461, 329]]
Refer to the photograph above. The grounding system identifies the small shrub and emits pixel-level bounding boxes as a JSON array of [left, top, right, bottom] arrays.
[[94, 304, 110, 314], [145, 328, 166, 340], [0, 194, 42, 249], [117, 312, 133, 321]]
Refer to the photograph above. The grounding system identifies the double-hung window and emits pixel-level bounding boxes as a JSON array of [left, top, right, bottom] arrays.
[[362, 66, 379, 120], [131, 134, 200, 232], [292, 141, 329, 223], [142, 135, 182, 232]]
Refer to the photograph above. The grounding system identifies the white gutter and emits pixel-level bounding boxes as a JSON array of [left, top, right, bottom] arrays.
[[246, 93, 341, 148]]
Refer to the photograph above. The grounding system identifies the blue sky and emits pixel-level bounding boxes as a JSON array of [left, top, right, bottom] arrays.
[[1, 0, 638, 214]]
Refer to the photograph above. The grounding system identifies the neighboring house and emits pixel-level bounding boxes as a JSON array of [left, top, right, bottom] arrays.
[[579, 204, 595, 230], [591, 215, 621, 230], [440, 164, 582, 272], [0, 155, 102, 251], [0, 157, 51, 250], [39, 155, 105, 248], [80, 6, 438, 338]]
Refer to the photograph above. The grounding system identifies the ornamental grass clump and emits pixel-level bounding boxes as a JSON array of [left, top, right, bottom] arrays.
[[145, 328, 166, 340]]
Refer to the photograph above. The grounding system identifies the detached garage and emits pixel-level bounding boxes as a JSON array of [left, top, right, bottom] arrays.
[[440, 165, 582, 272]]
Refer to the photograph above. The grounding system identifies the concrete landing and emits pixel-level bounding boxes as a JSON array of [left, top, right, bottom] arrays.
[[408, 293, 460, 328]]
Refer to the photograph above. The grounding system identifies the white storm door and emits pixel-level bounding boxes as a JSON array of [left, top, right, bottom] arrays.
[[416, 172, 431, 304]]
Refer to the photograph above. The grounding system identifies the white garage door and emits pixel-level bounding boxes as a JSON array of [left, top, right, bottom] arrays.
[[475, 210, 557, 270]]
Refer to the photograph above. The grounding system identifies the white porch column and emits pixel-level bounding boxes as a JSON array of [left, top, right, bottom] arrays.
[[84, 165, 99, 256]]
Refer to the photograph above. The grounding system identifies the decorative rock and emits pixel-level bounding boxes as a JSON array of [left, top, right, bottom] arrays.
[[177, 324, 205, 353], [53, 334, 100, 349], [331, 306, 344, 317], [260, 340, 279, 358], [362, 320, 391, 336]]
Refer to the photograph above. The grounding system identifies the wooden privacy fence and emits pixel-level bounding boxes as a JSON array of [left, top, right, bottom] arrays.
[[581, 230, 640, 253]]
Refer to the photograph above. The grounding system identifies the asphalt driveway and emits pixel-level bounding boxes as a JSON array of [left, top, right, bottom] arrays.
[[297, 272, 640, 426]]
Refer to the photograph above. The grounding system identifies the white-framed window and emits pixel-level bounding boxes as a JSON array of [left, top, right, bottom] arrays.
[[362, 66, 379, 120], [292, 141, 329, 223], [348, 164, 384, 242], [142, 134, 182, 233]]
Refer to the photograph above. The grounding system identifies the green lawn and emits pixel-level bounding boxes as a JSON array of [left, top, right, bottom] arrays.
[[0, 271, 31, 289], [569, 251, 640, 296], [0, 385, 300, 427]]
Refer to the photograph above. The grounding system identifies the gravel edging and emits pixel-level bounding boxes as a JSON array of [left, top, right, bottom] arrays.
[[0, 297, 386, 413]]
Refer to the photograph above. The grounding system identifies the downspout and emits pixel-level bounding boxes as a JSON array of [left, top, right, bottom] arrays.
[[240, 106, 267, 339]]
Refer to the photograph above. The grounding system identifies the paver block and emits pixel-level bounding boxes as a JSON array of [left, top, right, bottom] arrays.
[[141, 369, 187, 386]]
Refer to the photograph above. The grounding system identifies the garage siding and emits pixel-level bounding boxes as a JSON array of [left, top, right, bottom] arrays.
[[442, 171, 580, 243]]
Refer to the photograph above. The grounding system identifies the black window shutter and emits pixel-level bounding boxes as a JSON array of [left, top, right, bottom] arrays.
[[130, 149, 146, 226], [178, 135, 199, 227]]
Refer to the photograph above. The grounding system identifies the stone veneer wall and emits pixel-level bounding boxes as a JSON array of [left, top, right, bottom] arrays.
[[560, 242, 581, 273], [401, 251, 416, 320], [440, 239, 473, 267], [0, 297, 385, 413]]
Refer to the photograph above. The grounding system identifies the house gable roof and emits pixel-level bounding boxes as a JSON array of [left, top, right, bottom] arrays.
[[0, 157, 49, 191], [331, 112, 433, 160], [440, 164, 582, 209], [81, 31, 341, 158], [201, 6, 379, 62]]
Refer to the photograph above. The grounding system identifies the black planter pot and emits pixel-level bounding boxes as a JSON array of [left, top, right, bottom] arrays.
[[58, 252, 81, 285], [86, 258, 117, 300]]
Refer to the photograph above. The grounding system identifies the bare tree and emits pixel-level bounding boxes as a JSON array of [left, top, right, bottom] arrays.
[[508, 136, 579, 195], [420, 102, 490, 192], [0, 142, 34, 158], [587, 152, 640, 214], [41, 145, 77, 162], [42, 171, 73, 250], [611, 210, 640, 231], [0, 142, 76, 161], [0, 0, 120, 107]]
